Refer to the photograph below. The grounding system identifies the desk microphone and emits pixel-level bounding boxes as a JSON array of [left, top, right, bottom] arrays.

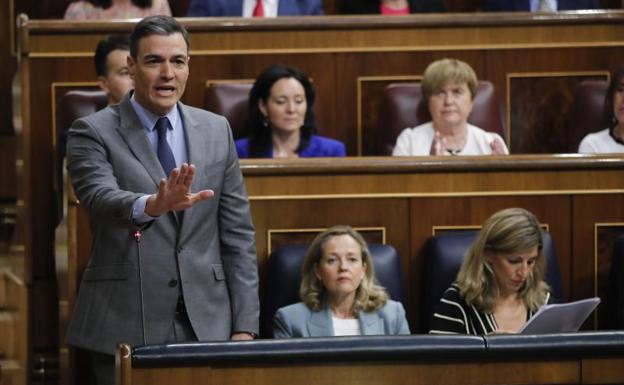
[[133, 229, 147, 345]]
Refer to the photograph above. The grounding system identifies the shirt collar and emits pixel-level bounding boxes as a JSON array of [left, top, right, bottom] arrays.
[[130, 93, 181, 133]]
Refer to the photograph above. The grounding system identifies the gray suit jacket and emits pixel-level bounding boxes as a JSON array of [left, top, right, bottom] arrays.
[[273, 300, 410, 338], [66, 95, 259, 354]]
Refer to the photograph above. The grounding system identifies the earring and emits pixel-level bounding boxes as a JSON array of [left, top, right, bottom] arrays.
[[262, 115, 269, 128]]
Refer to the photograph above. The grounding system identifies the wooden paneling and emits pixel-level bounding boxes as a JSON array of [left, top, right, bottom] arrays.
[[126, 361, 580, 385], [582, 357, 624, 384], [0, 270, 27, 385], [508, 72, 609, 153], [0, 0, 15, 136], [0, 137, 16, 200], [594, 224, 624, 328], [572, 195, 624, 329], [358, 76, 421, 155], [267, 227, 384, 254]]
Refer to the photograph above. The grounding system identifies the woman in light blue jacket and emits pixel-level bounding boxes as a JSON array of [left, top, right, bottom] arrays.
[[273, 226, 410, 337]]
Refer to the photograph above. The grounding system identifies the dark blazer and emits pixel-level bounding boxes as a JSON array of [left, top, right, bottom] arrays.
[[273, 301, 410, 337], [235, 135, 346, 158], [481, 0, 600, 11], [337, 0, 445, 14], [66, 95, 259, 354], [187, 0, 324, 16]]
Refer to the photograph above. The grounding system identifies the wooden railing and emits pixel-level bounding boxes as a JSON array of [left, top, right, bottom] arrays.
[[116, 332, 624, 385]]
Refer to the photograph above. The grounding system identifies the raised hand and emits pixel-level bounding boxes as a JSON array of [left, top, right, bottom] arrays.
[[231, 332, 254, 341], [490, 137, 507, 155], [145, 163, 214, 217], [429, 130, 448, 155]]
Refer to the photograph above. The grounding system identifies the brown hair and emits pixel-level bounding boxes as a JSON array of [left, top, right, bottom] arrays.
[[421, 58, 477, 102], [456, 208, 550, 313]]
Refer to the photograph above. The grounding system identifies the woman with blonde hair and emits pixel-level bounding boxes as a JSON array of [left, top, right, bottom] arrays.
[[430, 208, 551, 334], [393, 58, 507, 156], [274, 225, 410, 337]]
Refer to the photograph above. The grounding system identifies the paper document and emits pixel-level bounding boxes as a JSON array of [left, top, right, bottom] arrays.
[[519, 297, 600, 334]]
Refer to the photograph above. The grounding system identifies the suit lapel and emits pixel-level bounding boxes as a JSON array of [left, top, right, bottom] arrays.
[[117, 96, 165, 187], [177, 103, 209, 235], [359, 310, 383, 335], [117, 96, 178, 226], [307, 306, 333, 337], [179, 103, 201, 178]]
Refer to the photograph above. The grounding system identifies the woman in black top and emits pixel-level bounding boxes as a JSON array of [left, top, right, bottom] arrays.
[[429, 208, 551, 335]]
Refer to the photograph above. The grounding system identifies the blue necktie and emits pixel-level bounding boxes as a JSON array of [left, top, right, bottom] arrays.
[[155, 117, 176, 177], [155, 117, 184, 222]]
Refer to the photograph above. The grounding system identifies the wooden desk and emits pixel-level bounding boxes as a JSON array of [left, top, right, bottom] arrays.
[[116, 332, 624, 385]]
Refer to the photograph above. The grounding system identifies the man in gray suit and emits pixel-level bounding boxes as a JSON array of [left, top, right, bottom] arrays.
[[66, 15, 258, 385]]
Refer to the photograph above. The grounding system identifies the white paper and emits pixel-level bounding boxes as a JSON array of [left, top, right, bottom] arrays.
[[519, 297, 601, 334]]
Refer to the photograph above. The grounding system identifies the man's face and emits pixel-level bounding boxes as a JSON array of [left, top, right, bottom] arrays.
[[128, 33, 189, 116], [98, 48, 133, 105]]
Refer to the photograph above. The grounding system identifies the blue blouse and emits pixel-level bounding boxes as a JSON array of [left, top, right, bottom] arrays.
[[235, 135, 346, 158]]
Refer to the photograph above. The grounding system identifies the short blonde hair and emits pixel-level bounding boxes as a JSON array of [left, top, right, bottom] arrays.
[[299, 225, 389, 312], [421, 58, 478, 102], [456, 208, 550, 313]]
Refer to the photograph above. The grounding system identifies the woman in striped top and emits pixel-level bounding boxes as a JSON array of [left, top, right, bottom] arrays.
[[429, 208, 551, 335]]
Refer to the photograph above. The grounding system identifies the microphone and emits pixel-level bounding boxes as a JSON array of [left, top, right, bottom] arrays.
[[133, 229, 147, 345]]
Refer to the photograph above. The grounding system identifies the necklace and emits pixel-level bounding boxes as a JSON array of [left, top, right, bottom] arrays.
[[609, 126, 624, 145]]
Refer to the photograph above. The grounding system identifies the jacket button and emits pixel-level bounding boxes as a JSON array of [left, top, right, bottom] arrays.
[[168, 279, 178, 288]]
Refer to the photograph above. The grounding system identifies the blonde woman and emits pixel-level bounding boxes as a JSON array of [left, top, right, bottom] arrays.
[[393, 58, 508, 156], [430, 208, 551, 335], [274, 226, 410, 337]]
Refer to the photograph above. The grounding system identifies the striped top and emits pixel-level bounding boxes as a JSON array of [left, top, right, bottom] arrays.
[[429, 284, 550, 335]]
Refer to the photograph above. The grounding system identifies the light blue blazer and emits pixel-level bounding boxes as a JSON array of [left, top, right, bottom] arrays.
[[273, 300, 410, 338]]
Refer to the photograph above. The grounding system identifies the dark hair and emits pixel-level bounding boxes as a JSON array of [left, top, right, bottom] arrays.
[[94, 34, 130, 77], [130, 15, 189, 59], [247, 64, 317, 157], [83, 0, 153, 9], [604, 68, 624, 129]]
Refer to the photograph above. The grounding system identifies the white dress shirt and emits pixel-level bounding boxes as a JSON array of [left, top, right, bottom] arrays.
[[332, 316, 361, 336]]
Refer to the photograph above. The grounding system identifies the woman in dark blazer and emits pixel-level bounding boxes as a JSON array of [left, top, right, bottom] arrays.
[[273, 226, 410, 337]]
